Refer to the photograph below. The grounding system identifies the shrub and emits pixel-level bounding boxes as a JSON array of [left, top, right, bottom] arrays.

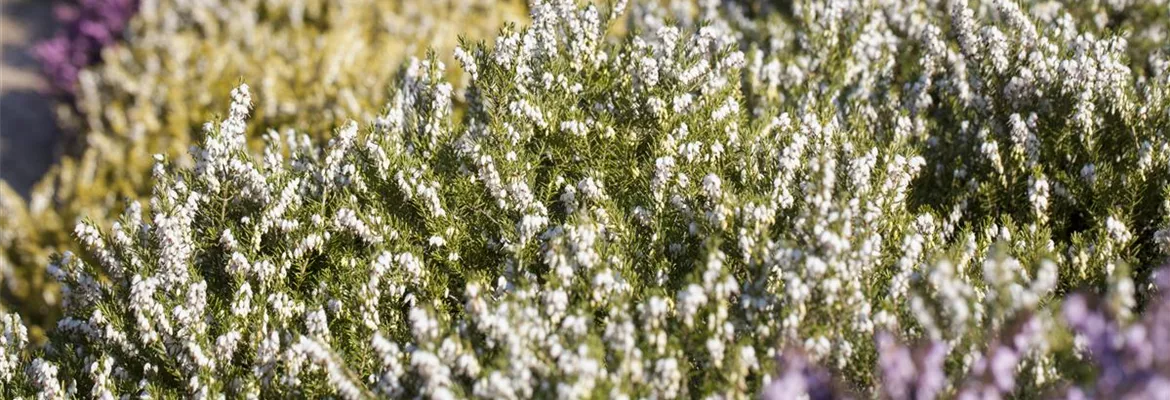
[[2, 0, 1169, 397], [34, 0, 139, 95], [0, 0, 527, 341]]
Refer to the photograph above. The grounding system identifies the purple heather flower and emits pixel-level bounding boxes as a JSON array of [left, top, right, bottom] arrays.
[[34, 0, 138, 95], [1059, 267, 1170, 399], [987, 347, 1019, 392], [876, 331, 948, 400], [757, 271, 1170, 400], [762, 349, 850, 400], [955, 314, 1043, 400]]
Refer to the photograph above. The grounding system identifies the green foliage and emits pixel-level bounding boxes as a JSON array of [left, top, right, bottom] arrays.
[[2, 0, 1169, 398], [0, 0, 527, 342]]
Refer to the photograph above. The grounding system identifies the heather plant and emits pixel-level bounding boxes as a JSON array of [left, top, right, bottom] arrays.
[[0, 0, 1168, 398], [0, 0, 527, 339], [34, 0, 139, 95], [761, 267, 1170, 399], [1057, 273, 1170, 399]]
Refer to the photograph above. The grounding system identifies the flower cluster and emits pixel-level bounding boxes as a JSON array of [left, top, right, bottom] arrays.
[[764, 267, 1170, 399], [1, 0, 1168, 398], [34, 0, 138, 95]]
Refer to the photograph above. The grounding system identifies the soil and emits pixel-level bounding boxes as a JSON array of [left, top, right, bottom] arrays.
[[1, 0, 61, 198]]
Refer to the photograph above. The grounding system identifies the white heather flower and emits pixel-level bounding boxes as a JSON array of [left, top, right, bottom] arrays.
[[294, 233, 324, 258], [982, 26, 1010, 73], [577, 177, 605, 202], [28, 358, 65, 400], [677, 284, 708, 328], [651, 357, 683, 399], [215, 330, 243, 364], [410, 350, 453, 397], [293, 336, 369, 400], [646, 96, 666, 117], [220, 228, 238, 251], [651, 156, 675, 204], [129, 274, 166, 345], [1029, 175, 1051, 220], [1080, 163, 1097, 185], [672, 93, 693, 114], [269, 292, 304, 323], [395, 252, 426, 284], [1105, 216, 1132, 244], [509, 99, 547, 128], [560, 119, 588, 136], [76, 221, 122, 280], [227, 252, 250, 277], [334, 208, 382, 244], [638, 56, 660, 87], [371, 333, 406, 396], [517, 212, 550, 246], [718, 51, 746, 72], [87, 355, 115, 400], [1155, 228, 1170, 256], [805, 336, 832, 361], [409, 306, 441, 343], [702, 173, 723, 202], [711, 96, 739, 122], [453, 46, 478, 81], [679, 60, 710, 86], [980, 138, 1004, 176], [679, 141, 702, 163], [1, 312, 28, 383], [305, 308, 330, 340]]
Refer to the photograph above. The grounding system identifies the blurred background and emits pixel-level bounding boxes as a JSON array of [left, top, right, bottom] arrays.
[[1, 0, 61, 197]]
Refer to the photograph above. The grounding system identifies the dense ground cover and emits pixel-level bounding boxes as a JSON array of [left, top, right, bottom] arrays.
[[1, 0, 526, 340], [1, 0, 1169, 398]]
